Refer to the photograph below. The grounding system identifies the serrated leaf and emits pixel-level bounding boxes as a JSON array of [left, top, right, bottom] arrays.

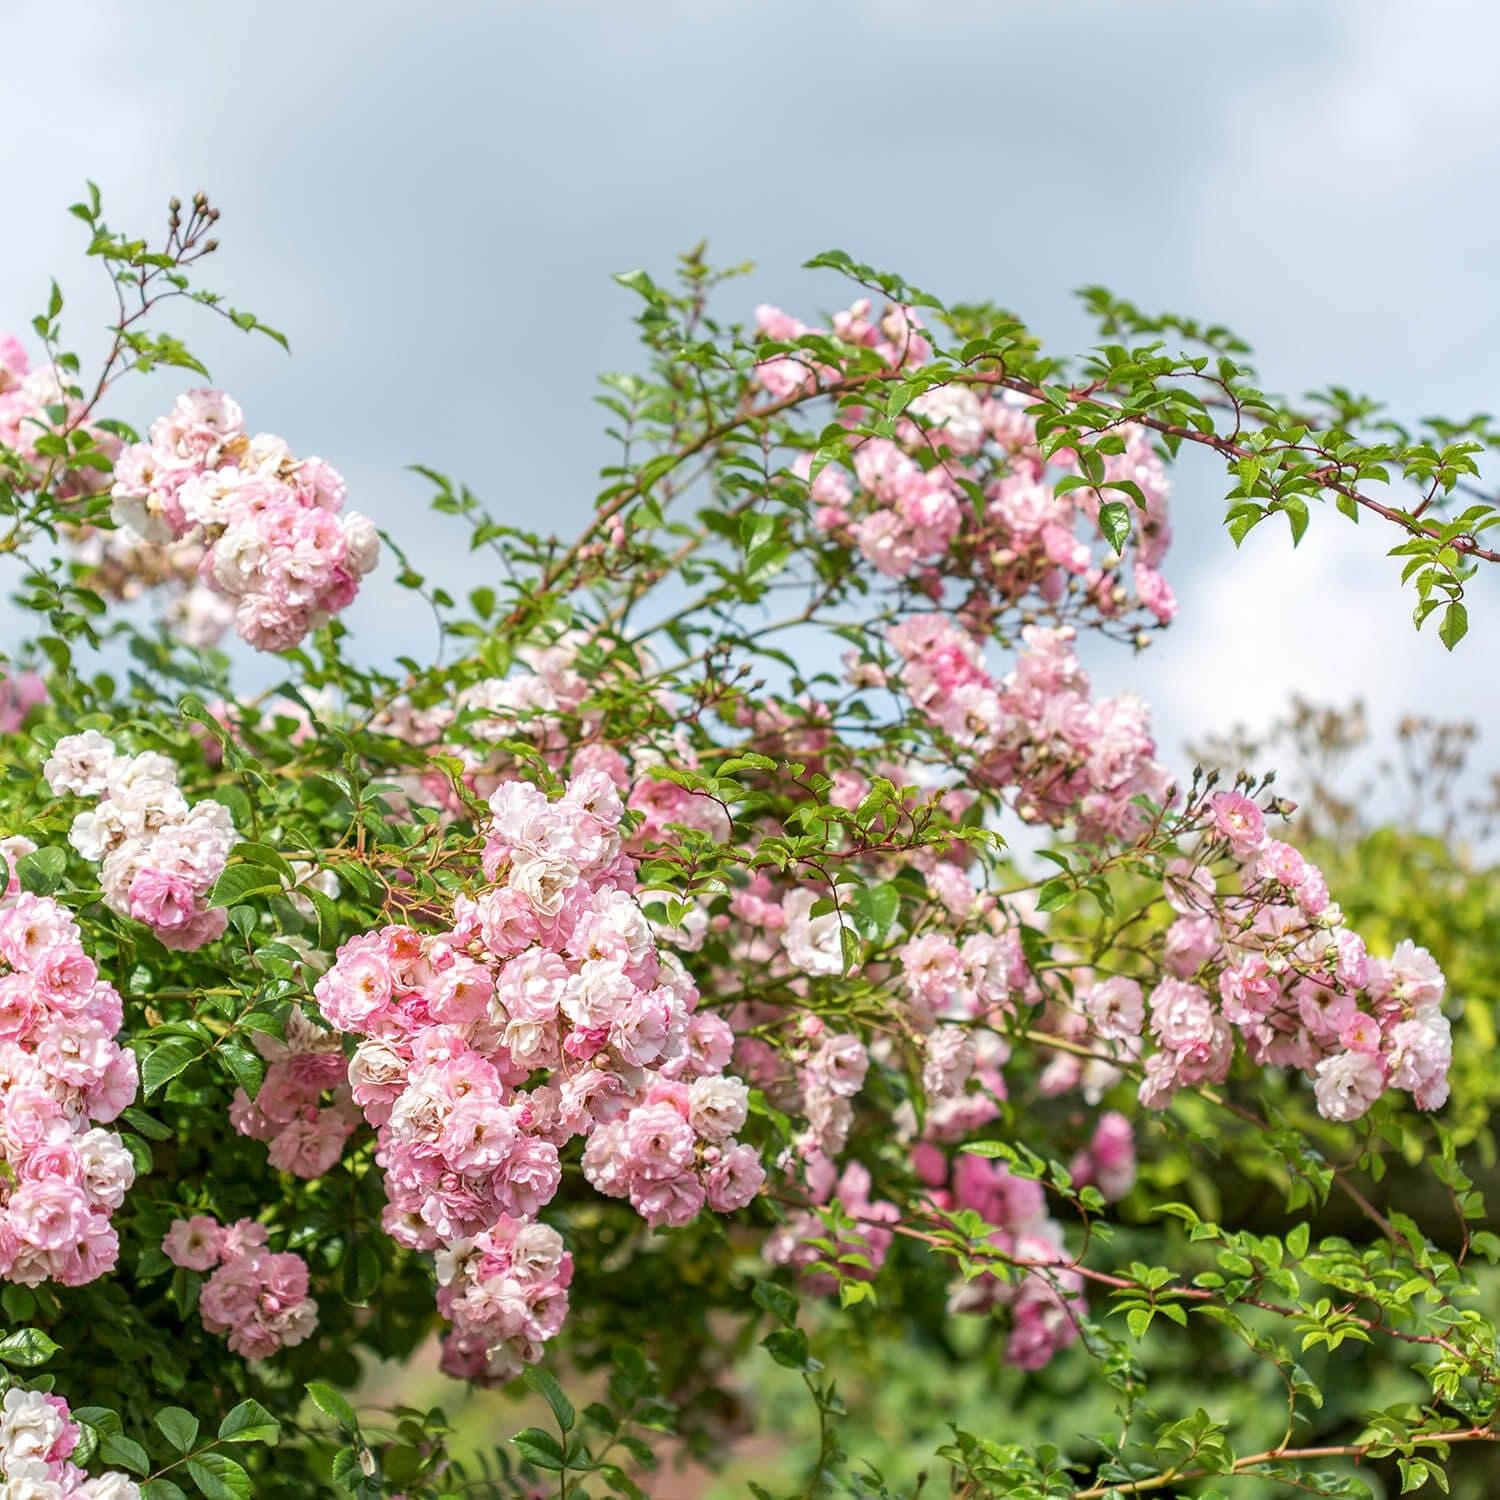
[[217, 1041, 265, 1097], [101, 1433, 151, 1475], [1035, 878, 1076, 913], [0, 1327, 59, 1366], [154, 1406, 199, 1453], [206, 863, 284, 910], [513, 1426, 564, 1471], [142, 1481, 189, 1500], [305, 1380, 358, 1432], [15, 846, 66, 896], [1098, 501, 1131, 553], [522, 1367, 575, 1433], [186, 1452, 251, 1500], [218, 1397, 279, 1445], [1439, 600, 1468, 650], [141, 1042, 200, 1096]]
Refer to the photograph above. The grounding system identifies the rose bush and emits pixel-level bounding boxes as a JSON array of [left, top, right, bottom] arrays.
[[0, 191, 1496, 1497]]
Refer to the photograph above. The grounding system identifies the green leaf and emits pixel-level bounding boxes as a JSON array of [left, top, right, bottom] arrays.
[[179, 694, 228, 745], [751, 1279, 799, 1326], [1098, 501, 1131, 553], [1439, 600, 1468, 650], [848, 882, 901, 942], [186, 1452, 252, 1500], [217, 1041, 265, 1097], [73, 1406, 123, 1436], [513, 1426, 565, 1471], [305, 1380, 358, 1432], [522, 1367, 575, 1433], [0, 1327, 59, 1366], [121, 1106, 173, 1141], [762, 1328, 815, 1371], [154, 1406, 200, 1453], [224, 841, 294, 879], [101, 1433, 151, 1475], [329, 1447, 368, 1488], [218, 1397, 280, 1445], [142, 1481, 189, 1500], [307, 886, 340, 951], [0, 1287, 34, 1322], [141, 1042, 201, 1096], [15, 847, 65, 896], [1035, 878, 1076, 913], [206, 863, 285, 910]]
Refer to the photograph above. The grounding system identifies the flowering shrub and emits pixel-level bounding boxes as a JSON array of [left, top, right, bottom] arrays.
[[0, 193, 1496, 1498]]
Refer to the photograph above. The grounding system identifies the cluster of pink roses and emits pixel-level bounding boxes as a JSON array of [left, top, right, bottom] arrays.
[[917, 1148, 1088, 1370], [313, 770, 764, 1383], [0, 333, 117, 500], [1084, 789, 1452, 1122], [109, 388, 378, 652], [752, 298, 932, 399], [887, 616, 1173, 843], [897, 924, 1035, 1122], [1, 332, 221, 645], [751, 299, 1175, 629], [229, 1009, 361, 1178], [375, 633, 596, 811], [0, 864, 137, 1288], [875, 610, 1451, 1128], [44, 731, 235, 951], [764, 1156, 898, 1297], [434, 1213, 574, 1385], [163, 1214, 318, 1361], [0, 1385, 141, 1498]]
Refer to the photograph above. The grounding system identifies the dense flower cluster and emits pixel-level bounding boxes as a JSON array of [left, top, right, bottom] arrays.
[[874, 605, 1452, 1128], [163, 1214, 318, 1360], [0, 869, 136, 1288], [44, 732, 235, 951], [0, 1385, 141, 1498], [2, 330, 247, 648], [0, 333, 118, 500], [434, 1214, 574, 1385], [888, 615, 1172, 841], [313, 770, 765, 1383], [229, 1009, 361, 1178], [109, 388, 378, 651], [752, 303, 1174, 629], [1109, 795, 1452, 1120]]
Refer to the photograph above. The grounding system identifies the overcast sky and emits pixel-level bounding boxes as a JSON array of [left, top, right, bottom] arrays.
[[3, 0, 1497, 812]]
